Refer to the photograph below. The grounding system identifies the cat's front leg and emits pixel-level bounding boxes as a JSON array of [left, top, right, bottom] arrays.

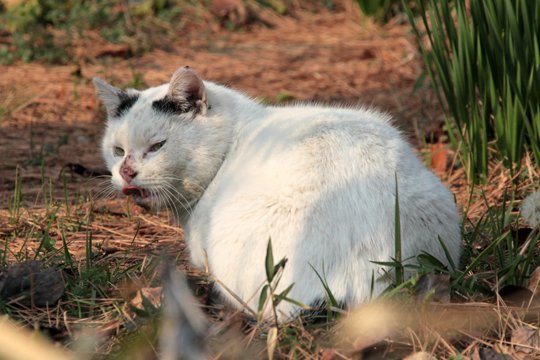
[[183, 225, 207, 269]]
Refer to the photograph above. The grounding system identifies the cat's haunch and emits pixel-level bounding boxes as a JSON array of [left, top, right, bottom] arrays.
[[94, 66, 462, 321]]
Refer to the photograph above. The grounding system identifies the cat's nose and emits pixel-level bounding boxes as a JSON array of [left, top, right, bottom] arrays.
[[120, 163, 138, 183]]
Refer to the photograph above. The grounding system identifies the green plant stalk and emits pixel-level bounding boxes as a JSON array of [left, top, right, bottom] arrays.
[[308, 263, 339, 308], [455, 229, 511, 285], [259, 239, 306, 328], [2, 234, 9, 267], [268, 280, 280, 329], [60, 223, 74, 268], [34, 209, 58, 260], [8, 166, 22, 225], [85, 212, 93, 271], [309, 262, 340, 321], [62, 172, 70, 217], [405, 0, 540, 182], [48, 177, 53, 208], [86, 228, 92, 270], [263, 239, 284, 329], [394, 173, 403, 285], [39, 159, 46, 205]]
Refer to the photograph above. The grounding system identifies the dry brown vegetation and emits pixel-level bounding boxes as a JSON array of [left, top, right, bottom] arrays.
[[0, 1, 539, 359]]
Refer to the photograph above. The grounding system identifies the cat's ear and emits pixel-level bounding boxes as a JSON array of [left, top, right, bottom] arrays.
[[92, 77, 137, 119], [168, 66, 208, 115]]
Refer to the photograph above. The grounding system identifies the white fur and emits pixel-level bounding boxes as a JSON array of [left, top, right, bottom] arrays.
[[97, 73, 462, 321]]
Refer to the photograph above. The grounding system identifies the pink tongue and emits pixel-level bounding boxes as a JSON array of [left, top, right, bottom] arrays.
[[122, 186, 147, 198]]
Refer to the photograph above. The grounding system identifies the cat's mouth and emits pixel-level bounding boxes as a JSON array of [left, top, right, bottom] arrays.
[[122, 185, 148, 198]]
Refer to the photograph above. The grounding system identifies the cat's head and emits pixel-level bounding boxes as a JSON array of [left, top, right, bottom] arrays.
[[94, 66, 224, 219]]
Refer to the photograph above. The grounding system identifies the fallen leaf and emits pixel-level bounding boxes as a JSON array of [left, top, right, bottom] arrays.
[[130, 287, 162, 311], [511, 326, 540, 358], [320, 349, 338, 360], [429, 143, 448, 174]]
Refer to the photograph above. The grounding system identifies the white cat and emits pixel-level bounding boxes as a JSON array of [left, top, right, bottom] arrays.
[[94, 66, 461, 321]]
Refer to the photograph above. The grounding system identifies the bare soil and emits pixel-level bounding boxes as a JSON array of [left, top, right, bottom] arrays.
[[0, 5, 442, 201]]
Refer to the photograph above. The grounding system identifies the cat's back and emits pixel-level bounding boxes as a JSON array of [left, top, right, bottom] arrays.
[[260, 104, 399, 145], [228, 104, 417, 184]]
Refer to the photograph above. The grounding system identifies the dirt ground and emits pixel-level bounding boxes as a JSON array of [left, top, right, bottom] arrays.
[[0, 4, 445, 202]]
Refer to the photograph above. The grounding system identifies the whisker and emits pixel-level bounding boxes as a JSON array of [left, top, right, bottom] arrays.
[[80, 175, 112, 188], [157, 186, 183, 222], [161, 182, 197, 212], [160, 184, 192, 218], [91, 182, 117, 201], [150, 188, 164, 213], [160, 189, 181, 222]]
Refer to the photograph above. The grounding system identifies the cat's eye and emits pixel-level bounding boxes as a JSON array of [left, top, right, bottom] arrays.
[[113, 146, 125, 157], [149, 140, 166, 153]]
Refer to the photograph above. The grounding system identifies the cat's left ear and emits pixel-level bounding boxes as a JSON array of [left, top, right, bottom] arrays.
[[168, 66, 208, 115]]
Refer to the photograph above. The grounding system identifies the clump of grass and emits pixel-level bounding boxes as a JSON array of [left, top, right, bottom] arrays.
[[379, 166, 540, 302], [405, 0, 540, 182], [0, 0, 184, 64], [275, 91, 295, 104]]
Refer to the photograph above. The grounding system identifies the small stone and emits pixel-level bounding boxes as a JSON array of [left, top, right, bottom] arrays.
[[0, 261, 65, 307]]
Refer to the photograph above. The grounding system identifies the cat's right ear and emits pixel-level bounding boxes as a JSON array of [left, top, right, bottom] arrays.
[[92, 77, 136, 119]]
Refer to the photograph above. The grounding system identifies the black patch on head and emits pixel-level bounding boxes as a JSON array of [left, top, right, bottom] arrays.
[[152, 95, 198, 116], [114, 93, 139, 118]]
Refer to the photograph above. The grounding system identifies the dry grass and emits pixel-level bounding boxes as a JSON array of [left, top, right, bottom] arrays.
[[0, 1, 539, 359]]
